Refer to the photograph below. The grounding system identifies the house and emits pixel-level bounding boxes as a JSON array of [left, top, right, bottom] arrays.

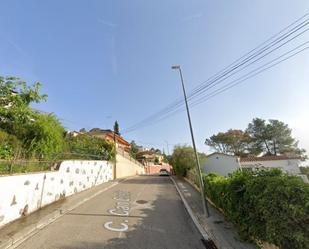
[[202, 152, 308, 182], [88, 129, 131, 152], [136, 149, 164, 165], [240, 155, 302, 175], [202, 152, 240, 176]]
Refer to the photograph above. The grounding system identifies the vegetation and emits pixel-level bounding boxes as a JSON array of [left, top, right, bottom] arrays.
[[113, 120, 120, 135], [205, 118, 307, 158], [300, 166, 309, 179], [169, 145, 207, 176], [0, 77, 64, 159], [0, 76, 115, 174], [203, 169, 309, 249], [65, 135, 115, 161], [129, 140, 139, 159]]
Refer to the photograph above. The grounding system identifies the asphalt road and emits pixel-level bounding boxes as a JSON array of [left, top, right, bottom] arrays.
[[15, 175, 206, 249]]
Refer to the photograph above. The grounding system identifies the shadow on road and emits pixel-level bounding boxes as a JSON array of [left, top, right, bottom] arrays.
[[60, 176, 205, 249]]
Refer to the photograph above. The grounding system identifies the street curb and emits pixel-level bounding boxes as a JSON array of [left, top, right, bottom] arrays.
[[170, 177, 210, 241], [0, 177, 135, 249]]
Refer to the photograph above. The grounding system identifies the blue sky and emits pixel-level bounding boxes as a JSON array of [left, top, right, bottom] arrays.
[[1, 0, 309, 156]]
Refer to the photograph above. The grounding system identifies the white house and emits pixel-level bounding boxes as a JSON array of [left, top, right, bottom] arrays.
[[240, 155, 302, 175], [202, 153, 308, 182], [202, 153, 241, 176]]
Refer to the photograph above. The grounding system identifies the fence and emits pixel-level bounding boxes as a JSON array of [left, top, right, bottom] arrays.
[[0, 159, 60, 175], [116, 148, 145, 168]]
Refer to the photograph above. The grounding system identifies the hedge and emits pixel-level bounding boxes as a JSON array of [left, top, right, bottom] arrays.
[[203, 169, 309, 249]]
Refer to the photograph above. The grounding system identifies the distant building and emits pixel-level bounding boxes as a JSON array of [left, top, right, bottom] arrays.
[[66, 131, 82, 137], [88, 129, 131, 152], [136, 149, 164, 165]]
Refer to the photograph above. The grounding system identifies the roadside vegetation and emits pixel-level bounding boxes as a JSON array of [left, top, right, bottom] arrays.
[[0, 76, 114, 174], [170, 145, 309, 249], [204, 170, 309, 249]]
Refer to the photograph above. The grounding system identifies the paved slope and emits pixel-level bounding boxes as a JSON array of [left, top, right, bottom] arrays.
[[15, 175, 205, 249]]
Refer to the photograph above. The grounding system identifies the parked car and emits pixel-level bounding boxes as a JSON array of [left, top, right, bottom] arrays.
[[159, 168, 169, 176]]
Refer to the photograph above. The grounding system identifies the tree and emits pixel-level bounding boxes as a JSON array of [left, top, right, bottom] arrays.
[[0, 76, 67, 159], [79, 128, 87, 133], [129, 140, 139, 159], [246, 118, 306, 157], [170, 145, 206, 176], [0, 77, 47, 137], [205, 129, 253, 156], [113, 120, 120, 135]]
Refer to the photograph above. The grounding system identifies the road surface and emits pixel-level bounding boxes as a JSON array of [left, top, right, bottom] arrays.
[[15, 175, 206, 249]]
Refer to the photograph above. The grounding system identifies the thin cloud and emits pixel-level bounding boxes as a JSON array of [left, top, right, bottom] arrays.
[[111, 35, 118, 75], [181, 13, 203, 23], [98, 18, 117, 28]]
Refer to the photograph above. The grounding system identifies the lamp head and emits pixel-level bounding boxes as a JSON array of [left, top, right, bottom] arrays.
[[171, 65, 180, 70]]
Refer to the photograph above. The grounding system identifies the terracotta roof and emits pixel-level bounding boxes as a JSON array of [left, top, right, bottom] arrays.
[[240, 155, 301, 162], [88, 129, 130, 146]]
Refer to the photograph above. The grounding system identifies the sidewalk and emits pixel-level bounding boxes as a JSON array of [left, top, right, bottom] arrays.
[[0, 179, 121, 249], [172, 176, 257, 249]]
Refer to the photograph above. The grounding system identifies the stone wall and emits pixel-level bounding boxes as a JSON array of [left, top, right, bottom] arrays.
[[0, 160, 113, 228]]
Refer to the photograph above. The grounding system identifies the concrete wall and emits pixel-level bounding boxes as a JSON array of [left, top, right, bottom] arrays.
[[116, 154, 145, 178], [145, 163, 172, 174], [0, 160, 113, 228], [203, 154, 240, 176]]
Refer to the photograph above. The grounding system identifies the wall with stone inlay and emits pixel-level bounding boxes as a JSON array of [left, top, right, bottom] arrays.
[[0, 160, 113, 228]]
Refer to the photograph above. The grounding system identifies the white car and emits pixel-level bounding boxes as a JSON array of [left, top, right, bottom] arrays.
[[159, 169, 169, 176]]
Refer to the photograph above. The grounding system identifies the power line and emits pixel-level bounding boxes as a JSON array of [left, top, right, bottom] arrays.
[[122, 12, 309, 134], [124, 39, 309, 133], [123, 18, 309, 133]]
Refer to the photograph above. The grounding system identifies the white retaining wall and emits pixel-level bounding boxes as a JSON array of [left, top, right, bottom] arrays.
[[0, 160, 113, 228]]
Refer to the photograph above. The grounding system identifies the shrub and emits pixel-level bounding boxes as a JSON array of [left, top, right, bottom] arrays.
[[203, 169, 309, 249], [22, 113, 66, 160], [0, 129, 23, 159], [170, 145, 206, 177], [65, 135, 115, 161]]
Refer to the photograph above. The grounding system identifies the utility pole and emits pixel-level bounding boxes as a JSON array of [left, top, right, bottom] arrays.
[[113, 130, 117, 180], [172, 65, 210, 217], [164, 140, 170, 155]]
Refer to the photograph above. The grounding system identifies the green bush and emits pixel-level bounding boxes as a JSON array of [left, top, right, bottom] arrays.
[[203, 169, 309, 249], [22, 113, 66, 160], [170, 145, 207, 177], [0, 129, 23, 159], [65, 135, 115, 161]]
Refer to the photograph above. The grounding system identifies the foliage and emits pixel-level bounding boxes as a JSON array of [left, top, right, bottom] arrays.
[[203, 169, 309, 249], [22, 113, 66, 159], [205, 118, 307, 158], [0, 77, 65, 159], [205, 129, 252, 156], [129, 140, 139, 159], [65, 135, 115, 161], [0, 77, 47, 136], [300, 166, 309, 179], [113, 120, 120, 135], [0, 129, 23, 159], [170, 145, 206, 177], [246, 118, 306, 157]]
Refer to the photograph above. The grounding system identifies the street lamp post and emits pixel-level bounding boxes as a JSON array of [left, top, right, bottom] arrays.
[[171, 65, 210, 217]]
